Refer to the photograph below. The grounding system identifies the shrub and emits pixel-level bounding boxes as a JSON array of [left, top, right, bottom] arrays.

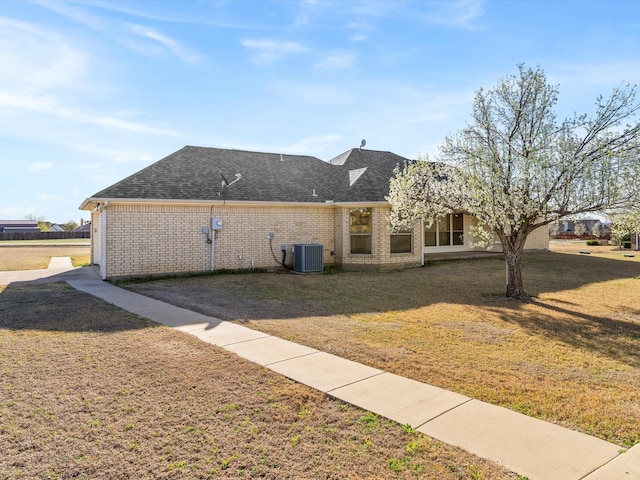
[[586, 240, 600, 246]]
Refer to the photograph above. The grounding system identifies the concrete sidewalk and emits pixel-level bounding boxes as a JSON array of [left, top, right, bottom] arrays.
[[63, 278, 638, 480], [0, 257, 101, 285]]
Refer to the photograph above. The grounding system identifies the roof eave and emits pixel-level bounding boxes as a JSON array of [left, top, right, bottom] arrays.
[[332, 201, 389, 207], [78, 197, 364, 209]]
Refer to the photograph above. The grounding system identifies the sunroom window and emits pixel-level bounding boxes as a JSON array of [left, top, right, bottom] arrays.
[[424, 214, 464, 247]]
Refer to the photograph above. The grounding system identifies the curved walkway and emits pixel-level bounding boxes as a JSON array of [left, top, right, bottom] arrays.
[[1, 261, 637, 479]]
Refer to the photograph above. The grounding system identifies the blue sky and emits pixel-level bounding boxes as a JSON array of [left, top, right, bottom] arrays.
[[1, 0, 639, 223]]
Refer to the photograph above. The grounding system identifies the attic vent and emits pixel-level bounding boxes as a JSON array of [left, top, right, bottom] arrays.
[[349, 167, 367, 187]]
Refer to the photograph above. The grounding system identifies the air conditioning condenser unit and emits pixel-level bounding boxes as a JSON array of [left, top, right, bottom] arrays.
[[292, 244, 323, 273]]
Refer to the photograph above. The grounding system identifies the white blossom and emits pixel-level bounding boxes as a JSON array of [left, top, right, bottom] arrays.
[[388, 65, 640, 299]]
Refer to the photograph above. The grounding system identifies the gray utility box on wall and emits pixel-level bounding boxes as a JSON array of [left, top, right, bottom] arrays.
[[292, 244, 324, 273]]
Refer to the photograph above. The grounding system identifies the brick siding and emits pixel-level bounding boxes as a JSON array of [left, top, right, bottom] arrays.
[[94, 202, 549, 279], [99, 203, 335, 278]]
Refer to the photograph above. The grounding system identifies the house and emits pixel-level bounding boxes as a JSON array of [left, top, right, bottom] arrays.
[[74, 220, 92, 233], [552, 219, 610, 238], [0, 220, 40, 233], [79, 146, 549, 280]]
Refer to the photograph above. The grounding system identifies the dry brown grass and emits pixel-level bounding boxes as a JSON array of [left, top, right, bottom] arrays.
[[0, 245, 90, 270], [0, 282, 516, 479], [125, 243, 640, 448]]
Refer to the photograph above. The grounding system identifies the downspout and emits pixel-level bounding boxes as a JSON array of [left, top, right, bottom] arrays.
[[211, 231, 216, 272], [100, 201, 108, 280], [420, 217, 425, 266], [202, 227, 206, 272], [210, 204, 215, 272]]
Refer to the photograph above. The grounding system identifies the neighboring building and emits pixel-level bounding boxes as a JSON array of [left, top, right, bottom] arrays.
[[554, 219, 608, 236], [0, 220, 40, 233], [74, 220, 92, 233], [79, 146, 549, 280], [551, 218, 611, 239]]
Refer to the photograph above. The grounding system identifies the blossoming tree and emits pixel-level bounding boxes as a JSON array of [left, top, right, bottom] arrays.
[[610, 210, 640, 249], [388, 65, 640, 300]]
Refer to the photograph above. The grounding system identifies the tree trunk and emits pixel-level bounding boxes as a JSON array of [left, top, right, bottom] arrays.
[[503, 240, 530, 301]]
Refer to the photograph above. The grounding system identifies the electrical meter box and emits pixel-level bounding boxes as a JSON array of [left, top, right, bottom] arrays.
[[211, 218, 224, 230]]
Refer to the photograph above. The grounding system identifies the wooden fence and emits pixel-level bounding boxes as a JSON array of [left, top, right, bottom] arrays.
[[0, 231, 90, 241]]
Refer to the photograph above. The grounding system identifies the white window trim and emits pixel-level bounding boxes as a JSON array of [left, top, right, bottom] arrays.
[[422, 214, 467, 253]]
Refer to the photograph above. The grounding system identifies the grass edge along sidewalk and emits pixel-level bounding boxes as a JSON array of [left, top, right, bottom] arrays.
[[69, 278, 625, 480], [1, 281, 518, 479]]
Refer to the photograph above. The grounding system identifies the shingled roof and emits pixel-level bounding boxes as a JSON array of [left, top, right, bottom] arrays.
[[85, 145, 411, 206], [0, 220, 40, 233]]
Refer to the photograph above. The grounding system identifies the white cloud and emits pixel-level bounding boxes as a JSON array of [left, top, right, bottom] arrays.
[[29, 161, 52, 172], [0, 17, 89, 91], [347, 22, 376, 42], [36, 193, 64, 201], [532, 62, 640, 119], [0, 92, 179, 136], [269, 81, 354, 104], [34, 1, 205, 64], [113, 152, 155, 163], [241, 38, 308, 66], [281, 134, 344, 154], [76, 0, 253, 29], [0, 17, 176, 138], [30, 0, 106, 31], [127, 23, 202, 64], [550, 62, 640, 88], [294, 0, 321, 26], [0, 205, 32, 218], [423, 0, 484, 29], [314, 53, 356, 71]]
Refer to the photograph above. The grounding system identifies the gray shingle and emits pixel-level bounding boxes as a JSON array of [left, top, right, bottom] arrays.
[[89, 146, 411, 204]]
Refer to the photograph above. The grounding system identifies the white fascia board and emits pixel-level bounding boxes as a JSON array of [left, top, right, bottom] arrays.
[[78, 198, 94, 210], [79, 197, 341, 209], [332, 201, 390, 207]]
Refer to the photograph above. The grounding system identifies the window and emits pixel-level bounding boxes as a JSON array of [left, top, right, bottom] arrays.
[[424, 214, 464, 247], [350, 208, 372, 254], [390, 228, 412, 254]]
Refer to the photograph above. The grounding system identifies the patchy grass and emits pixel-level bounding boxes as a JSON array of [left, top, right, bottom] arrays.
[[0, 246, 90, 270], [126, 247, 640, 447], [0, 282, 515, 479], [549, 239, 640, 261]]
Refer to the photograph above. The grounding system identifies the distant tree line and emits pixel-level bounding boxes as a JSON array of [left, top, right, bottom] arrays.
[[24, 214, 80, 232]]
